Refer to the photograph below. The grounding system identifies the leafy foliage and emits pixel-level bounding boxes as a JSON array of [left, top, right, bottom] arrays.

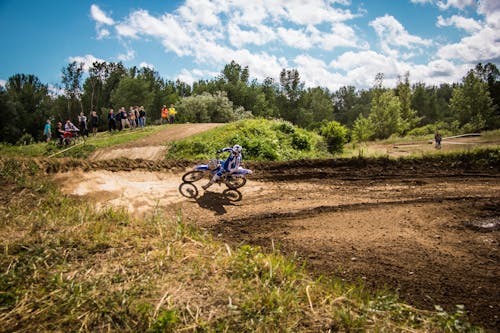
[[167, 119, 328, 161], [319, 120, 348, 154]]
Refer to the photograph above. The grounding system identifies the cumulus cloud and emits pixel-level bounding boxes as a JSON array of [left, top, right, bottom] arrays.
[[436, 0, 500, 64], [0, 79, 6, 88], [436, 15, 482, 32], [370, 15, 432, 57], [84, 1, 497, 90], [68, 54, 105, 71], [117, 50, 135, 62], [90, 4, 114, 39], [90, 4, 114, 25], [437, 0, 476, 11], [139, 62, 154, 69]]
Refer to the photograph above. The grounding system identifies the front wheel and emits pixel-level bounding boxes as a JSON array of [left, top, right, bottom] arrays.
[[182, 170, 205, 183], [225, 175, 247, 189]]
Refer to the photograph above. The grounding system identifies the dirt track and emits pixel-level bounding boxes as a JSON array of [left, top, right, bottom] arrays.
[[53, 125, 500, 330]]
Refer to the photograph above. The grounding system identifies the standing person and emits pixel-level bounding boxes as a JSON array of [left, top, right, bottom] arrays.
[[108, 109, 116, 132], [115, 108, 122, 131], [434, 131, 442, 149], [43, 119, 52, 142], [139, 106, 146, 127], [55, 121, 65, 145], [202, 145, 243, 190], [121, 107, 130, 129], [134, 106, 140, 128], [161, 105, 168, 124], [90, 110, 99, 135], [78, 112, 88, 137], [168, 103, 177, 124], [128, 106, 136, 129]]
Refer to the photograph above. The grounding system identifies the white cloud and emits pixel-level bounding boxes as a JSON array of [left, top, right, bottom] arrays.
[[68, 54, 105, 71], [437, 27, 500, 62], [277, 26, 313, 49], [294, 55, 346, 91], [478, 0, 500, 29], [0, 79, 6, 88], [176, 68, 220, 85], [139, 62, 154, 69], [436, 15, 482, 32], [436, 0, 500, 64], [370, 15, 432, 57], [97, 28, 110, 39], [437, 0, 476, 11], [228, 23, 276, 48], [117, 50, 135, 62], [90, 4, 114, 25]]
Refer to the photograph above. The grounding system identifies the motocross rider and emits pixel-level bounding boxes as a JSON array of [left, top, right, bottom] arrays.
[[202, 144, 243, 190]]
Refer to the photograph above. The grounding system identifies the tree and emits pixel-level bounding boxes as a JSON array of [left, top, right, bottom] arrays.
[[61, 61, 84, 119], [110, 77, 154, 110], [319, 121, 348, 154], [175, 92, 244, 123], [396, 72, 420, 133], [368, 90, 403, 139], [2, 74, 50, 143], [450, 70, 495, 131], [299, 87, 334, 129]]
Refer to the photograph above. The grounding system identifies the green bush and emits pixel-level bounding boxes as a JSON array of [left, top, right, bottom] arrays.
[[166, 118, 329, 161], [320, 121, 348, 154], [291, 133, 311, 151]]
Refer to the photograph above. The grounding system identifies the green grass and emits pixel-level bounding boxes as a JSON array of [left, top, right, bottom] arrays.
[[0, 125, 166, 159], [0, 160, 482, 332]]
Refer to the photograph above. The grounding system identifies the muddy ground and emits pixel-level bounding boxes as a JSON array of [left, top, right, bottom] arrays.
[[50, 125, 499, 330]]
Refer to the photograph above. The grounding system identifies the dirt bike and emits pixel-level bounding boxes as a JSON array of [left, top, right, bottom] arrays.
[[179, 153, 252, 198]]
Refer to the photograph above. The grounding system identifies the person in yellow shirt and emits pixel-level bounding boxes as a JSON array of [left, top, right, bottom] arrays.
[[168, 104, 177, 124]]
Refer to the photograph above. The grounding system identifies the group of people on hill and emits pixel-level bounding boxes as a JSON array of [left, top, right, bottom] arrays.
[[107, 105, 147, 132], [44, 103, 176, 145], [161, 104, 177, 124]]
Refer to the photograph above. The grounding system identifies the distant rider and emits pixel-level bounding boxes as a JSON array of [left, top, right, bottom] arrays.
[[202, 144, 243, 190]]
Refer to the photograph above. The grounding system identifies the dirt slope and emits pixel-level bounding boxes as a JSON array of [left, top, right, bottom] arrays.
[[89, 123, 223, 161], [52, 126, 500, 330]]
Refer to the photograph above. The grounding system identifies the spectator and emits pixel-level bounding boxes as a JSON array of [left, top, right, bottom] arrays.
[[78, 112, 88, 137], [161, 105, 168, 124], [434, 131, 442, 149], [55, 121, 65, 145], [43, 119, 51, 142], [139, 106, 146, 127], [168, 103, 177, 124], [108, 109, 116, 132], [90, 110, 99, 135]]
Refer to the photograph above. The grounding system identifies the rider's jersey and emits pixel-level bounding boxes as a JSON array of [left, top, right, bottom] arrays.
[[220, 147, 242, 173]]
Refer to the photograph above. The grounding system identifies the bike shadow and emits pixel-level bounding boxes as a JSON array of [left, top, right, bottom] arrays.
[[194, 188, 242, 216]]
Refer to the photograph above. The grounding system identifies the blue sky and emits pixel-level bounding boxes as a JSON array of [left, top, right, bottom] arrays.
[[1, 0, 499, 92]]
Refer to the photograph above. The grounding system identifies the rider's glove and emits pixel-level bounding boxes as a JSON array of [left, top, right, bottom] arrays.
[[216, 149, 222, 153]]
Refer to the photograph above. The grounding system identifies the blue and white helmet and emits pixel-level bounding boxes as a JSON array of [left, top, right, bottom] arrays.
[[232, 144, 242, 154]]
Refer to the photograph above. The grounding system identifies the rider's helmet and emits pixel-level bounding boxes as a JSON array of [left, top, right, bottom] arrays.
[[208, 158, 219, 170], [232, 144, 242, 155]]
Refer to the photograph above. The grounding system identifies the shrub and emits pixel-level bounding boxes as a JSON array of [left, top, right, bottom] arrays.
[[291, 133, 311, 151], [320, 121, 348, 154]]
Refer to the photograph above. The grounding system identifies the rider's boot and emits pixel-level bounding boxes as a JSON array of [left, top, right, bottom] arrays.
[[202, 174, 219, 190]]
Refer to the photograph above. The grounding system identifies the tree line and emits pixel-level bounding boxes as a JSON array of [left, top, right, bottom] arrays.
[[0, 60, 498, 145]]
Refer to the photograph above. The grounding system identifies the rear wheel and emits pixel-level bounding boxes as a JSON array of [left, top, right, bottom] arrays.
[[179, 182, 198, 198], [182, 170, 205, 182], [225, 176, 246, 189]]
